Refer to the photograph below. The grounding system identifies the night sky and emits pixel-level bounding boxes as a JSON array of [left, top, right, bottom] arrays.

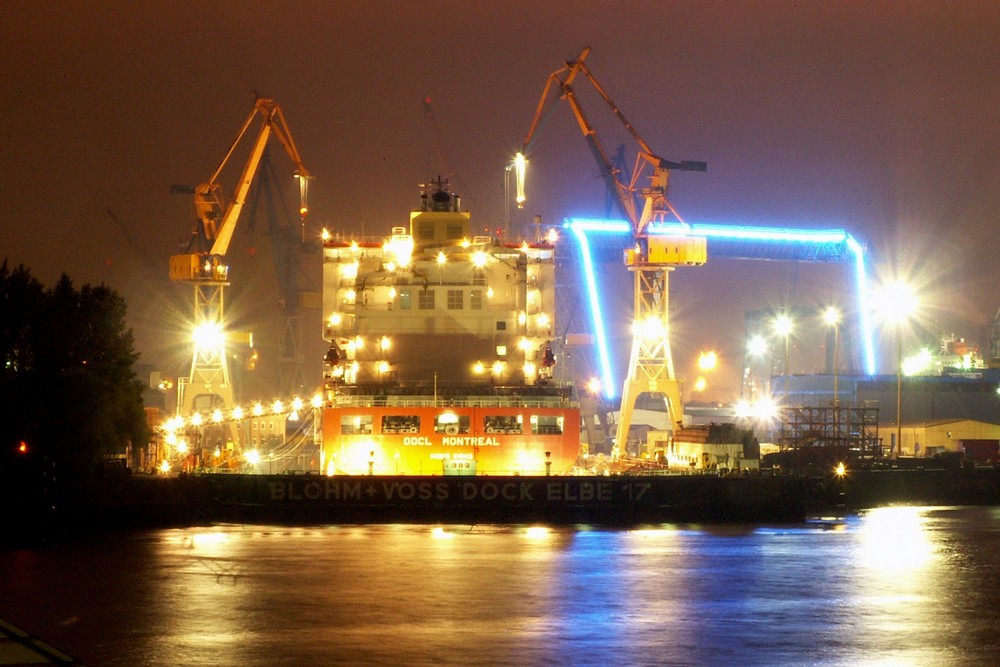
[[3, 1, 999, 400]]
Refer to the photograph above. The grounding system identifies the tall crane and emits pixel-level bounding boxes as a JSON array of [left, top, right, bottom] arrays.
[[170, 97, 312, 427], [519, 48, 706, 453], [245, 147, 322, 395]]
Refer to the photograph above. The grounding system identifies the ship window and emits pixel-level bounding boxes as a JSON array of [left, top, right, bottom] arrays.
[[472, 269, 486, 285], [399, 289, 412, 310], [341, 415, 373, 435], [381, 415, 421, 434], [483, 415, 522, 434], [419, 289, 435, 309], [496, 321, 506, 331], [447, 289, 463, 310], [530, 415, 563, 435], [417, 223, 435, 241], [435, 414, 471, 434], [470, 290, 483, 310], [446, 223, 464, 239]]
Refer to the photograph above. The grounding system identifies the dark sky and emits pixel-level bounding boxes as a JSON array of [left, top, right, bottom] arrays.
[[3, 1, 999, 399]]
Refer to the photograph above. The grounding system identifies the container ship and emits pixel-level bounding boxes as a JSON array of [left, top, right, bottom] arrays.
[[319, 179, 581, 477]]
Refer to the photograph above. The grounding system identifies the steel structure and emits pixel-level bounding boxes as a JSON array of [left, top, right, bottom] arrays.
[[170, 98, 311, 432], [565, 219, 876, 406], [777, 405, 882, 460], [245, 148, 322, 396], [519, 48, 707, 451]]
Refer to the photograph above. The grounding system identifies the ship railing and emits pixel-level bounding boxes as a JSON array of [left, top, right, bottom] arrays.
[[330, 395, 578, 409]]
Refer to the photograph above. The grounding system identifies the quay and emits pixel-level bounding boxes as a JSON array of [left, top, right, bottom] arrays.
[[7, 466, 999, 541]]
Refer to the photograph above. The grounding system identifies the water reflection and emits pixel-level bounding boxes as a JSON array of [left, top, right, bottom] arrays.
[[858, 506, 937, 572], [1, 508, 999, 665]]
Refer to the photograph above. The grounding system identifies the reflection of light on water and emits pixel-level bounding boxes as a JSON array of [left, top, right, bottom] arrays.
[[431, 526, 455, 540], [619, 527, 687, 560], [851, 507, 947, 645], [173, 529, 232, 555], [190, 531, 230, 549], [523, 526, 550, 540], [859, 506, 937, 573]]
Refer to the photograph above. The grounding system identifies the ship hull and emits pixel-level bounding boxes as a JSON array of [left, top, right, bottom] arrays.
[[322, 403, 581, 476]]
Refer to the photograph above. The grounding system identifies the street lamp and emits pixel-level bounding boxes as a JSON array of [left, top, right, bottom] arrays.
[[773, 313, 793, 402], [696, 350, 718, 397], [746, 334, 767, 399], [823, 306, 841, 407], [877, 282, 918, 457], [697, 350, 718, 372]]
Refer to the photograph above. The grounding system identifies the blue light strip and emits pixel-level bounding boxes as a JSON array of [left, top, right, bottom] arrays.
[[563, 218, 632, 233], [650, 221, 850, 245], [564, 218, 878, 386], [846, 236, 876, 375], [569, 224, 617, 399]]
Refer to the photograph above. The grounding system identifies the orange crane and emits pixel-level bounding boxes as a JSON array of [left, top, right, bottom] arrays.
[[170, 97, 312, 433], [519, 48, 706, 454]]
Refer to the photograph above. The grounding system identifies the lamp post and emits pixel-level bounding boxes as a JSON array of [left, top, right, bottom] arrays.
[[746, 335, 767, 399], [896, 329, 903, 457], [774, 313, 793, 403], [878, 282, 917, 458], [696, 350, 718, 398], [823, 306, 841, 407]]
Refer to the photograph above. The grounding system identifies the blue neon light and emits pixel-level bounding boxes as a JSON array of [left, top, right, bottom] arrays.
[[564, 218, 879, 389], [569, 224, 617, 399], [564, 218, 632, 233], [847, 236, 876, 375], [650, 222, 850, 245]]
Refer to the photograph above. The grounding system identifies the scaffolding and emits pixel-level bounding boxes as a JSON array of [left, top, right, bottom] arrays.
[[778, 405, 882, 461]]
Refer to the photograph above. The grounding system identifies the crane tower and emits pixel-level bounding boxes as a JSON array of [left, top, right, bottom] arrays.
[[519, 48, 706, 452], [170, 98, 311, 434]]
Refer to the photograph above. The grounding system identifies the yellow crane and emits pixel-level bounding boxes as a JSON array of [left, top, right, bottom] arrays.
[[170, 97, 311, 435], [519, 48, 706, 454]]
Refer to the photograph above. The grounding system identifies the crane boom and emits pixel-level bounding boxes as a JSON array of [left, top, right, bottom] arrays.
[[520, 48, 706, 238], [171, 97, 312, 282], [170, 97, 313, 447], [520, 48, 708, 457]]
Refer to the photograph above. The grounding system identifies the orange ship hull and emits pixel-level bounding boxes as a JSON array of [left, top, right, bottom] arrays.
[[322, 404, 581, 476]]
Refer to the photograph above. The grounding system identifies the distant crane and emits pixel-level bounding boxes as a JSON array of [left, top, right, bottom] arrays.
[[519, 47, 707, 453], [244, 147, 322, 395], [169, 98, 312, 440], [422, 96, 455, 181]]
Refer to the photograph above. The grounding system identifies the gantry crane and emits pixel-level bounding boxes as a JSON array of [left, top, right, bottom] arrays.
[[519, 48, 706, 453], [170, 97, 311, 424]]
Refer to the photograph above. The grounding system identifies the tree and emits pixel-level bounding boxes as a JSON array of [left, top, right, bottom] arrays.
[[0, 261, 150, 487]]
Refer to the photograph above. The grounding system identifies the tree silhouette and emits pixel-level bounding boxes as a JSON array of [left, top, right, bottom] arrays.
[[0, 261, 150, 496]]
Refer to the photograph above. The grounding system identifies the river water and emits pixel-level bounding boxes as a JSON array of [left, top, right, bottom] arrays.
[[2, 505, 1000, 666]]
